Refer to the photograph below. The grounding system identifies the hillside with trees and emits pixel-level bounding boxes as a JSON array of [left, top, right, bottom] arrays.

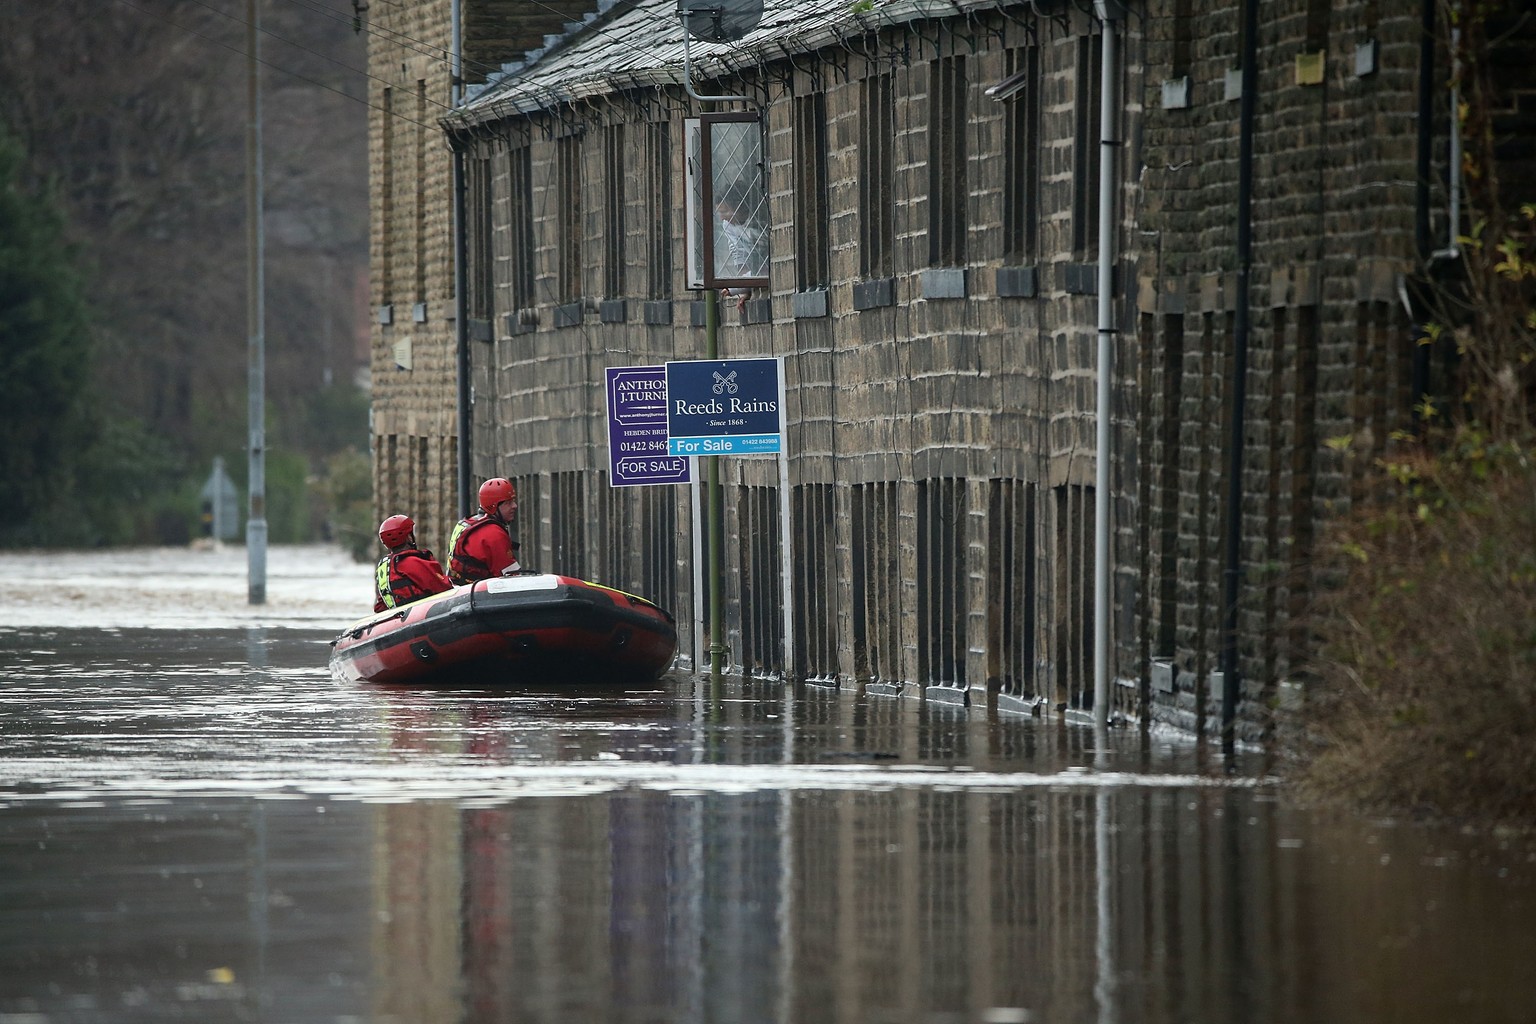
[[0, 0, 370, 546]]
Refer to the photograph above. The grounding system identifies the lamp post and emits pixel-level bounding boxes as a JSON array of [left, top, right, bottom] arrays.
[[245, 0, 267, 605]]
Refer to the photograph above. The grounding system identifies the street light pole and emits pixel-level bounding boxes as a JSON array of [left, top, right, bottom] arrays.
[[245, 0, 267, 605]]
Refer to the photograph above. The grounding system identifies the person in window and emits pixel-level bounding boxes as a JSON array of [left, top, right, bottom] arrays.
[[373, 514, 453, 613], [715, 190, 766, 310], [447, 477, 522, 585]]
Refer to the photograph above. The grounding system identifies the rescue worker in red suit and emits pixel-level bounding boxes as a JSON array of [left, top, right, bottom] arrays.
[[447, 477, 522, 586], [373, 514, 453, 613]]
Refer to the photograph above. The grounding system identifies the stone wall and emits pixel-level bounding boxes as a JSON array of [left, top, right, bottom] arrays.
[[444, 5, 1136, 711], [370, 0, 1531, 741], [1133, 0, 1462, 741], [366, 0, 460, 557]]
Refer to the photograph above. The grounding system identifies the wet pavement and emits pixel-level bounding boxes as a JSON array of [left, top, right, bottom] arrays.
[[0, 545, 1533, 1023]]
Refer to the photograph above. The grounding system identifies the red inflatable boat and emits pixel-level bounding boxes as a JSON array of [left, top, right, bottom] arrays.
[[328, 573, 678, 686]]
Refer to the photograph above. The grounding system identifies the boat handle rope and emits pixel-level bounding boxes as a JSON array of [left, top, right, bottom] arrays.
[[576, 579, 674, 623], [332, 607, 408, 646]]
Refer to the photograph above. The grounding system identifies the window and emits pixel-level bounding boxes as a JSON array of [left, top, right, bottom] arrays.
[[508, 146, 535, 312], [928, 56, 966, 266], [646, 120, 673, 299], [415, 80, 428, 304], [1154, 313, 1184, 657], [380, 88, 394, 304], [466, 155, 494, 322], [1305, 0, 1330, 51], [1172, 0, 1193, 80], [702, 114, 769, 289], [1001, 45, 1039, 262], [557, 134, 583, 304], [603, 125, 626, 298], [859, 72, 894, 278], [794, 92, 830, 290], [1072, 35, 1102, 257]]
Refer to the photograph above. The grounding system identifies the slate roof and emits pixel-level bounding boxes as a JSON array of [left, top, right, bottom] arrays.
[[448, 0, 1013, 126]]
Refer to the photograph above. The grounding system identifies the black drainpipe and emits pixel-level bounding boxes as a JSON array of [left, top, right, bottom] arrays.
[[453, 143, 472, 518], [1220, 0, 1260, 751], [1410, 0, 1436, 428]]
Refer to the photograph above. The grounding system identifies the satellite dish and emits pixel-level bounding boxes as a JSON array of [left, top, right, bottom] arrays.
[[677, 0, 762, 43]]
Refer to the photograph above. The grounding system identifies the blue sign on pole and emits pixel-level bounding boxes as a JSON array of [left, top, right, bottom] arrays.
[[605, 366, 692, 487], [664, 357, 784, 456]]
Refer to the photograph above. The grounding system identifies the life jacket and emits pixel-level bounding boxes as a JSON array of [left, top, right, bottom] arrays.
[[374, 549, 439, 609], [448, 513, 514, 585]]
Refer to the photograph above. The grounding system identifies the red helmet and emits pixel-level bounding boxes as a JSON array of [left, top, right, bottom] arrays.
[[378, 514, 415, 548], [478, 477, 516, 514]]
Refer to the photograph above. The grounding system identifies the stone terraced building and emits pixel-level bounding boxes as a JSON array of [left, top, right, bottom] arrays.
[[365, 0, 1535, 743]]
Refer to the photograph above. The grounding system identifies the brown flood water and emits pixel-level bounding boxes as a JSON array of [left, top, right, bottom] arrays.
[[0, 625, 1532, 1024]]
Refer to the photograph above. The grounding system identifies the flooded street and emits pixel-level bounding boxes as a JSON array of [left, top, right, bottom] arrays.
[[1, 546, 1533, 1023]]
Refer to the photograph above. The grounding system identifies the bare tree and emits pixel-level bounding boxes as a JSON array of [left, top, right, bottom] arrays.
[[0, 0, 368, 470]]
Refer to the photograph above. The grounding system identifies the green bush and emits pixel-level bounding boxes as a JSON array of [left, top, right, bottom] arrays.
[[0, 119, 94, 545], [316, 447, 375, 562], [1296, 431, 1536, 829], [263, 448, 312, 544]]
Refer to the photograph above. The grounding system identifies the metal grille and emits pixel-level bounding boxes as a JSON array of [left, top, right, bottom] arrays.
[[381, 435, 398, 518], [551, 471, 588, 579], [793, 483, 838, 682], [987, 478, 1037, 699], [1285, 305, 1320, 674], [917, 477, 967, 689], [1155, 314, 1184, 658], [1053, 483, 1095, 709], [852, 481, 900, 685], [413, 436, 429, 552], [737, 484, 784, 678], [639, 486, 678, 618], [510, 474, 542, 574], [596, 472, 625, 588]]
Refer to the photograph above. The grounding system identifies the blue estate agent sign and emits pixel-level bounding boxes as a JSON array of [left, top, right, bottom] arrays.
[[605, 366, 692, 487], [665, 357, 784, 456]]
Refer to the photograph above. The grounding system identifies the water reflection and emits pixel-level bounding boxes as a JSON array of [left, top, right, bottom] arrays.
[[1, 628, 1533, 1023], [348, 786, 1534, 1024]]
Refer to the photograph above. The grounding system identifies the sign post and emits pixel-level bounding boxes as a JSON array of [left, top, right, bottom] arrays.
[[665, 356, 791, 679]]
